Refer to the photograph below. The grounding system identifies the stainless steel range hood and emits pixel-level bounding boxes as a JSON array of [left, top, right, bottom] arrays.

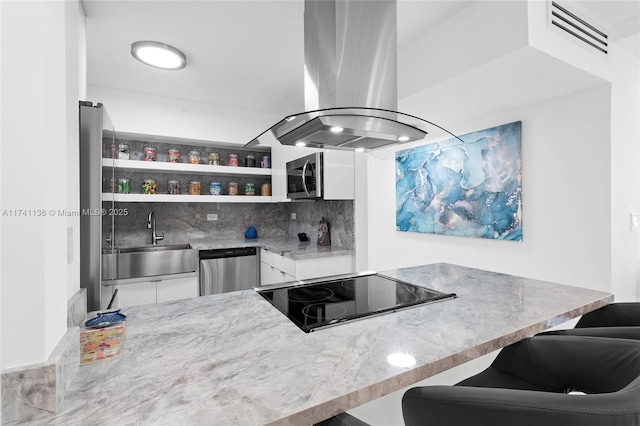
[[247, 0, 455, 152]]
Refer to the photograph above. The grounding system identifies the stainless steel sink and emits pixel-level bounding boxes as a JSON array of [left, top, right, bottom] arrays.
[[102, 244, 198, 280]]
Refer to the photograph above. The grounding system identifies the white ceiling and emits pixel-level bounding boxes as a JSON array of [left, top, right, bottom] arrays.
[[82, 0, 475, 116], [82, 0, 639, 119]]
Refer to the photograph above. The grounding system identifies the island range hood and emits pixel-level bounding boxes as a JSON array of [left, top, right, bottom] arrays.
[[247, 0, 459, 152]]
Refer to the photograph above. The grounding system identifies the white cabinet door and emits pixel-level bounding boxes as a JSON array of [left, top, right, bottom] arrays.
[[260, 261, 275, 286], [156, 276, 199, 303], [261, 248, 354, 284], [275, 269, 296, 284], [261, 248, 296, 276], [261, 261, 295, 286], [323, 150, 354, 200], [115, 281, 156, 308]]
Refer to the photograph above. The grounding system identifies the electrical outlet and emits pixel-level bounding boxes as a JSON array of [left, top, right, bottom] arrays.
[[291, 212, 296, 220], [207, 213, 218, 221], [631, 213, 639, 231]]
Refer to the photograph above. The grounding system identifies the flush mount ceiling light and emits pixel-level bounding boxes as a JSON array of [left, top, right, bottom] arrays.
[[131, 41, 186, 70]]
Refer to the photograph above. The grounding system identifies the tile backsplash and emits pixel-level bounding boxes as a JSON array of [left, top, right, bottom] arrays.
[[104, 200, 354, 249]]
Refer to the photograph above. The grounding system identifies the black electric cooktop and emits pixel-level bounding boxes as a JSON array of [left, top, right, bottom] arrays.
[[255, 273, 457, 333]]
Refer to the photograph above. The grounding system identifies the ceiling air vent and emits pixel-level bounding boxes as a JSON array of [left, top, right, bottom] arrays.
[[549, 1, 608, 55]]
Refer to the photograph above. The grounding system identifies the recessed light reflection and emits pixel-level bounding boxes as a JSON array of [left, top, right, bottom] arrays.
[[296, 142, 307, 147], [330, 126, 344, 133], [387, 352, 416, 368], [355, 147, 365, 152], [397, 135, 410, 142], [286, 116, 297, 121]]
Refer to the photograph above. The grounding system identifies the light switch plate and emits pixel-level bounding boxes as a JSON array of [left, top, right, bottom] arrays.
[[207, 213, 218, 221], [291, 213, 296, 220]]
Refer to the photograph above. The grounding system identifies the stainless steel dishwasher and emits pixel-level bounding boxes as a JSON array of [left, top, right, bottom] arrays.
[[199, 247, 259, 295]]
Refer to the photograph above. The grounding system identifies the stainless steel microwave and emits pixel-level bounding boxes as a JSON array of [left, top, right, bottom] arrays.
[[286, 152, 323, 199]]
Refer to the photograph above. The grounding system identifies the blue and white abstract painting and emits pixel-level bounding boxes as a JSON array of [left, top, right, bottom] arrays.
[[396, 121, 522, 241]]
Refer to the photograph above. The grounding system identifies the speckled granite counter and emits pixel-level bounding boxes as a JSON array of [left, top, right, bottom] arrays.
[[189, 237, 354, 260], [24, 263, 611, 425]]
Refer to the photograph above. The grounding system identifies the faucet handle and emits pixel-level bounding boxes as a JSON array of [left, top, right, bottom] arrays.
[[156, 232, 164, 242]]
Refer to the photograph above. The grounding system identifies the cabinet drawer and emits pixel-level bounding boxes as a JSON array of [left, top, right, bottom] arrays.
[[157, 276, 198, 303], [260, 248, 296, 276], [115, 281, 156, 308], [296, 255, 354, 280]]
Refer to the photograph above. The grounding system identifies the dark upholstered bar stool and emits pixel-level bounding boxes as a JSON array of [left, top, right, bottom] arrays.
[[575, 302, 640, 328], [541, 302, 640, 339], [402, 335, 640, 426]]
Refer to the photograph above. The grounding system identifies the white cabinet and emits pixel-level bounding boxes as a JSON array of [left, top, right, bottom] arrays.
[[157, 275, 199, 302], [260, 248, 297, 285], [115, 281, 156, 308], [323, 150, 355, 200], [108, 273, 198, 308], [259, 248, 354, 286], [260, 262, 296, 286], [295, 254, 355, 280]]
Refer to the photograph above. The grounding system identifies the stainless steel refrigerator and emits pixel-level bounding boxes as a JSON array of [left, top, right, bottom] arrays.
[[79, 101, 115, 311]]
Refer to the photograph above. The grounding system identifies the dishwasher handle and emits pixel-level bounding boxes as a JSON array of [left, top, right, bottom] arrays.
[[199, 247, 257, 260]]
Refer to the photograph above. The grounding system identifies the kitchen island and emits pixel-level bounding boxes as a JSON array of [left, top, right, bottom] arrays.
[[29, 263, 611, 425]]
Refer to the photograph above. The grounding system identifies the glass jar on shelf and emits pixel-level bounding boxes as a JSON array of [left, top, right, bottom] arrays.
[[228, 182, 238, 195], [261, 183, 272, 196], [118, 144, 130, 160], [117, 177, 131, 194], [208, 152, 220, 166], [209, 181, 222, 195], [227, 153, 239, 167], [141, 178, 157, 194], [245, 153, 256, 167], [167, 180, 181, 195], [189, 180, 201, 195], [168, 148, 181, 163], [143, 146, 157, 161], [188, 150, 201, 164], [244, 182, 256, 196]]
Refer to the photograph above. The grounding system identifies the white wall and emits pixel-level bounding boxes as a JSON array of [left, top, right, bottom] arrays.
[[1, 0, 81, 369], [525, 1, 640, 299], [356, 0, 640, 300], [399, 0, 528, 99], [65, 2, 86, 300], [87, 86, 281, 145], [361, 85, 612, 293], [609, 45, 640, 301]]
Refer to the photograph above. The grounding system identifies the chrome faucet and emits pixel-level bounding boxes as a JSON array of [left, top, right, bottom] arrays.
[[147, 211, 164, 245]]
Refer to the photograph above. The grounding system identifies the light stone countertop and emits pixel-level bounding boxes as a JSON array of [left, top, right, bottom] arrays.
[[32, 263, 611, 425], [189, 237, 354, 260]]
